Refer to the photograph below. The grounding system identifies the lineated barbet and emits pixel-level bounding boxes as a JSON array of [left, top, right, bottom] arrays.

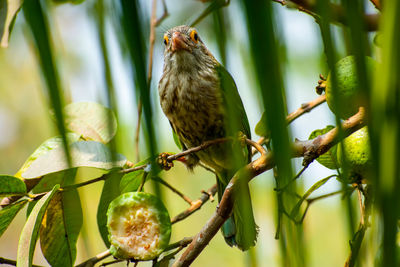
[[158, 25, 257, 250]]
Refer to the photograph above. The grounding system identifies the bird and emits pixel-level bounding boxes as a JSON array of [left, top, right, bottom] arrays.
[[158, 25, 257, 251]]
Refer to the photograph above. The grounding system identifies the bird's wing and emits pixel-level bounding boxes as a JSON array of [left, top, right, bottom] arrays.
[[216, 64, 251, 140]]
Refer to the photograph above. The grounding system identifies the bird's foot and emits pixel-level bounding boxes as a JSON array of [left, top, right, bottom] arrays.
[[237, 131, 248, 148], [157, 152, 174, 171]]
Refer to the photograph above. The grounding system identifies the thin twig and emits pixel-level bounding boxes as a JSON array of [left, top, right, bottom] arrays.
[[274, 165, 308, 192], [246, 138, 266, 156], [75, 250, 111, 267], [167, 138, 230, 162], [164, 237, 194, 251], [62, 174, 109, 191], [253, 94, 326, 155], [99, 259, 125, 267], [276, 0, 379, 31], [171, 184, 218, 224], [0, 257, 44, 267], [271, 0, 286, 6], [63, 164, 148, 191], [155, 0, 169, 26], [191, 0, 230, 26], [147, 0, 157, 93], [172, 108, 366, 266], [120, 164, 148, 174], [344, 186, 372, 267], [286, 94, 326, 123], [285, 187, 354, 225], [199, 162, 216, 174], [307, 188, 354, 203], [137, 172, 149, 192], [369, 0, 381, 10], [154, 176, 193, 204]]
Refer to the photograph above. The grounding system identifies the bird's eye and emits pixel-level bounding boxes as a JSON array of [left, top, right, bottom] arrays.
[[190, 30, 199, 43], [163, 35, 169, 46]]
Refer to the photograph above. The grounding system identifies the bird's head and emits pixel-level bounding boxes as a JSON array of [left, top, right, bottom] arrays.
[[162, 25, 217, 72]]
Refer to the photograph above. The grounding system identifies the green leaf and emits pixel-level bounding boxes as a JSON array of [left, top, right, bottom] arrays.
[[37, 168, 81, 266], [119, 158, 150, 193], [120, 170, 144, 193], [309, 125, 340, 170], [97, 172, 123, 247], [64, 102, 117, 144], [40, 190, 82, 266], [0, 200, 28, 237], [290, 176, 333, 219], [15, 133, 80, 178], [0, 175, 26, 196], [17, 184, 59, 267], [27, 169, 76, 217], [255, 111, 269, 137], [0, 0, 23, 48], [21, 141, 126, 179]]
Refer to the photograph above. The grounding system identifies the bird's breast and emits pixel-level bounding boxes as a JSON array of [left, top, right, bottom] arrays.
[[159, 69, 224, 146]]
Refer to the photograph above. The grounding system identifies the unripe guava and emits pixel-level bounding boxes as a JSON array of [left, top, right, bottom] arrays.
[[325, 56, 376, 119], [107, 192, 171, 260], [337, 126, 372, 180]]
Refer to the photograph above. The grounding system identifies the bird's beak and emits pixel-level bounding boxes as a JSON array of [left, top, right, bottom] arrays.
[[171, 31, 191, 52]]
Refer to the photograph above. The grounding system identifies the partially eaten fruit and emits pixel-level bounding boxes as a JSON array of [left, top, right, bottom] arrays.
[[107, 192, 171, 260]]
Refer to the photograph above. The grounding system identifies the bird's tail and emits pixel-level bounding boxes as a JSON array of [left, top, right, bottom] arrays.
[[217, 172, 258, 251]]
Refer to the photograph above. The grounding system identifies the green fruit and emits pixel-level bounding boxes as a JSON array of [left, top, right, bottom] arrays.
[[107, 192, 171, 260], [325, 56, 377, 119], [337, 126, 372, 180]]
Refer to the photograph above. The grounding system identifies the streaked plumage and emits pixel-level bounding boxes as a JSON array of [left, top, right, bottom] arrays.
[[158, 25, 257, 250]]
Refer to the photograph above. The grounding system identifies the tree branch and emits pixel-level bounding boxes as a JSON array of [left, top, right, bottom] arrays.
[[155, 0, 169, 26], [167, 138, 229, 162], [287, 94, 326, 123], [153, 176, 194, 205], [369, 0, 381, 10], [254, 94, 326, 152], [75, 250, 111, 267], [172, 107, 366, 266], [273, 0, 379, 31], [171, 184, 218, 224], [344, 186, 372, 267], [0, 257, 43, 267]]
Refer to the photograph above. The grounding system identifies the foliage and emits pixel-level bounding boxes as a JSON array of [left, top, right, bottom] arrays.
[[0, 0, 398, 266]]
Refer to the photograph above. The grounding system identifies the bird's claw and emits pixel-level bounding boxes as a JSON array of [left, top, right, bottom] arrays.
[[157, 152, 174, 171], [237, 131, 247, 148]]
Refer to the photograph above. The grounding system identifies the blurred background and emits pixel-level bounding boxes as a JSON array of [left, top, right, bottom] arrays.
[[0, 0, 380, 266]]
